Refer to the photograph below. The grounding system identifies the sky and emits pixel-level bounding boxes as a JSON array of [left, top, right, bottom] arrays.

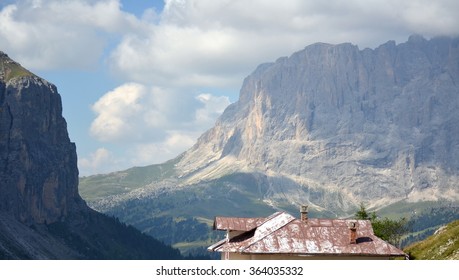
[[1, 0, 458, 176]]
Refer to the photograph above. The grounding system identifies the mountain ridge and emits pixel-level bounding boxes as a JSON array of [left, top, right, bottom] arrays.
[[172, 34, 459, 211], [79, 35, 459, 253]]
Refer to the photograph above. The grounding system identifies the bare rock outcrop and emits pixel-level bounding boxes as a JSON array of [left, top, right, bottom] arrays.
[[0, 51, 86, 225], [176, 35, 459, 211], [1, 51, 183, 260]]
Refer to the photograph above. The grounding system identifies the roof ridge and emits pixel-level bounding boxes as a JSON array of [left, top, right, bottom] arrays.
[[239, 212, 296, 252]]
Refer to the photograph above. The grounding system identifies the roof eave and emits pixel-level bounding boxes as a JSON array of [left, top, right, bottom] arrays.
[[218, 251, 407, 258]]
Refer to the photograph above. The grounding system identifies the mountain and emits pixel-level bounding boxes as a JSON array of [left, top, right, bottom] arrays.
[[0, 51, 87, 225], [176, 34, 459, 211], [0, 51, 182, 259], [79, 35, 459, 254], [404, 219, 459, 260]]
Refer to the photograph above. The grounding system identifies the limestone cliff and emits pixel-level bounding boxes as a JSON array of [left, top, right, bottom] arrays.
[[176, 35, 459, 211], [78, 36, 459, 249], [0, 52, 183, 259], [0, 51, 86, 225]]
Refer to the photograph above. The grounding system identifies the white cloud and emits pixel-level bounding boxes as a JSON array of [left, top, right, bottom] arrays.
[[90, 83, 149, 142], [126, 131, 198, 167], [110, 0, 459, 89], [400, 1, 459, 34], [99, 0, 459, 174], [0, 0, 140, 70], [86, 82, 231, 172], [90, 82, 231, 143], [79, 131, 200, 175], [195, 93, 230, 127], [78, 147, 117, 175], [110, 24, 248, 87]]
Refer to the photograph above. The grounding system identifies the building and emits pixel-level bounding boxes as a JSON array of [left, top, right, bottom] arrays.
[[207, 206, 407, 260]]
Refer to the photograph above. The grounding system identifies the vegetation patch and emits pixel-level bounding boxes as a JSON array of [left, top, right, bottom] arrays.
[[1, 58, 33, 82], [79, 157, 180, 202], [47, 211, 183, 260], [404, 220, 459, 260]]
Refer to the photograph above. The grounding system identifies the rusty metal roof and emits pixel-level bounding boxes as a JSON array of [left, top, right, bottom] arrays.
[[213, 216, 266, 231], [209, 212, 406, 257]]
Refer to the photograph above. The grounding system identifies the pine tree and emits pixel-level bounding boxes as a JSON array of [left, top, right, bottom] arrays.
[[355, 204, 411, 248]]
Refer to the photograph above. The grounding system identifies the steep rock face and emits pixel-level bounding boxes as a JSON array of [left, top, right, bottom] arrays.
[[0, 52, 185, 260], [0, 51, 86, 225], [177, 35, 459, 211]]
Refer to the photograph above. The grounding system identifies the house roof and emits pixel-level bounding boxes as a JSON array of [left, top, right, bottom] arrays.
[[213, 216, 266, 232], [208, 211, 407, 257]]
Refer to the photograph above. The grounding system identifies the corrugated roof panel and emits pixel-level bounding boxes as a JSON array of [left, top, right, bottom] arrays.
[[246, 241, 264, 253], [214, 216, 265, 231], [276, 228, 293, 252], [305, 239, 320, 252], [319, 219, 333, 227], [332, 219, 348, 227], [357, 239, 375, 254], [290, 238, 307, 253], [378, 238, 400, 255], [317, 239, 332, 253], [263, 233, 278, 252], [252, 212, 295, 240]]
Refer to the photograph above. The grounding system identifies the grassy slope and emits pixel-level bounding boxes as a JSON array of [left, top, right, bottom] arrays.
[[79, 156, 180, 202], [1, 56, 34, 82], [376, 200, 448, 219], [404, 220, 459, 260]]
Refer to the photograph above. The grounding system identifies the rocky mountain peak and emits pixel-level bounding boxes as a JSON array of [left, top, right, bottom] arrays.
[[176, 35, 459, 212]]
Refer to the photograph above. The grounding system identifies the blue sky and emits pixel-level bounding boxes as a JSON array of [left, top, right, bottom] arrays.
[[1, 0, 458, 176]]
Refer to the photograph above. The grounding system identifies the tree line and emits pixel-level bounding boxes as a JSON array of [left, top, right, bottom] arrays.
[[355, 203, 459, 249]]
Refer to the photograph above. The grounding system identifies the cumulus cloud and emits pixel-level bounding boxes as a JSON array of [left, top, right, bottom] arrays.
[[110, 0, 459, 88], [90, 83, 148, 142], [84, 82, 231, 173], [79, 130, 201, 175], [126, 131, 198, 167], [90, 82, 231, 143], [78, 147, 118, 175], [195, 94, 230, 126], [0, 0, 140, 70]]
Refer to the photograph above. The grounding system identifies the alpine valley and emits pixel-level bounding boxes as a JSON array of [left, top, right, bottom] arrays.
[[0, 51, 182, 259], [79, 35, 459, 255]]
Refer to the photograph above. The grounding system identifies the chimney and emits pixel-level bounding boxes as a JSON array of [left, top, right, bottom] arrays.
[[349, 221, 357, 244], [300, 205, 308, 222]]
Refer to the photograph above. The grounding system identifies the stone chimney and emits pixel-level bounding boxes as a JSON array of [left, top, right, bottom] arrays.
[[300, 205, 308, 222], [349, 221, 357, 244]]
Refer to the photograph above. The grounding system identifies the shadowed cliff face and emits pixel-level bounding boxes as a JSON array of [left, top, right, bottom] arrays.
[[0, 52, 184, 260], [0, 52, 86, 225]]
